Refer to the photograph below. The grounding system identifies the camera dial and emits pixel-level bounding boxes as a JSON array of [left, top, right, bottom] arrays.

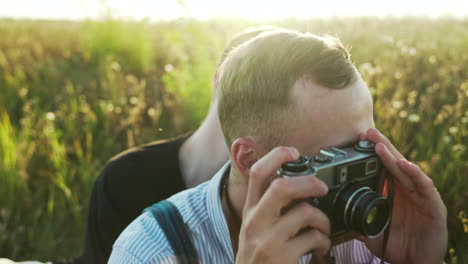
[[279, 156, 314, 176], [314, 154, 332, 163], [354, 141, 375, 153]]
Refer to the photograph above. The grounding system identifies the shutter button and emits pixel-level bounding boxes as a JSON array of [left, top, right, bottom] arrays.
[[314, 154, 332, 163]]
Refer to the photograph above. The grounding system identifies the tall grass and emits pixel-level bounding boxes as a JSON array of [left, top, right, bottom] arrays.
[[0, 18, 466, 263]]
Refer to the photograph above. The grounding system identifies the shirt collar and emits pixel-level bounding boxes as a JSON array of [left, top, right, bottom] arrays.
[[205, 161, 234, 262]]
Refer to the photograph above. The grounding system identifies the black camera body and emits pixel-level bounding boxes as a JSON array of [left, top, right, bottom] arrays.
[[278, 141, 391, 243]]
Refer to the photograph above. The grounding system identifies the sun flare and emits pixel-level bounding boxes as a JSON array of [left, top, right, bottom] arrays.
[[0, 0, 467, 20]]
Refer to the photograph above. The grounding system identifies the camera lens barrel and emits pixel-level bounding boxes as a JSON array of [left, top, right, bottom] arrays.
[[356, 195, 390, 237], [335, 185, 390, 238]]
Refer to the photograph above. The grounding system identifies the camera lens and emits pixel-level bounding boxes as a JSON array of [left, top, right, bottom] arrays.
[[352, 191, 390, 237], [335, 185, 390, 238], [366, 207, 378, 225]]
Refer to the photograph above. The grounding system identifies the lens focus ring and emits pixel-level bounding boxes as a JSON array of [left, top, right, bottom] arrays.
[[340, 185, 390, 237]]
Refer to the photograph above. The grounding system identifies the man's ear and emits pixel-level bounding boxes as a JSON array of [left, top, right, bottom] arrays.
[[231, 137, 257, 180]]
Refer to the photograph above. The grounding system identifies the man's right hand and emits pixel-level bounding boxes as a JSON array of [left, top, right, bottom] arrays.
[[235, 146, 331, 264]]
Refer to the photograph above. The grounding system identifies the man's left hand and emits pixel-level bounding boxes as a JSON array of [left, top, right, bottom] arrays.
[[361, 128, 447, 264]]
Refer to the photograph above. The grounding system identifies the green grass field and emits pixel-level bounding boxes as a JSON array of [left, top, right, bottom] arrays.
[[0, 18, 466, 263]]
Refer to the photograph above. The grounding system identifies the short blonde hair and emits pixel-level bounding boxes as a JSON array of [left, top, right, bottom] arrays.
[[218, 28, 357, 150], [218, 26, 282, 67]]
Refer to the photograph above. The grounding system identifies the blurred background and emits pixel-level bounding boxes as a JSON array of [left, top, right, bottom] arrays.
[[0, 0, 466, 263]]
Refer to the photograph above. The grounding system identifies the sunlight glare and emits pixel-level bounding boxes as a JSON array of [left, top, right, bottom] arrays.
[[0, 0, 466, 20]]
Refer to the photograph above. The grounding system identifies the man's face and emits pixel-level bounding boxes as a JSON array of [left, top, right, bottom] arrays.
[[287, 75, 375, 156]]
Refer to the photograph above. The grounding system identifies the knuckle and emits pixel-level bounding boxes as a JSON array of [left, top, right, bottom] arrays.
[[310, 177, 328, 195], [298, 203, 315, 219], [307, 229, 322, 242], [242, 214, 257, 238], [242, 225, 256, 240], [254, 240, 273, 260], [326, 236, 332, 247], [322, 236, 332, 252], [422, 176, 435, 189], [299, 204, 330, 235], [425, 175, 434, 185], [271, 178, 289, 197], [308, 229, 331, 250], [250, 163, 264, 177], [243, 228, 254, 240], [275, 146, 296, 160], [322, 217, 331, 235]]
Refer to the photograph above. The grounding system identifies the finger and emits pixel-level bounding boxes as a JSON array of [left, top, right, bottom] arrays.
[[375, 143, 416, 191], [367, 128, 404, 160], [245, 146, 300, 208], [256, 175, 328, 218], [272, 202, 330, 241], [397, 159, 439, 200], [358, 131, 368, 141], [286, 228, 331, 258]]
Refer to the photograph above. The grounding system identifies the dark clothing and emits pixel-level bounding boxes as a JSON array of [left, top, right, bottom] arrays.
[[78, 135, 188, 264]]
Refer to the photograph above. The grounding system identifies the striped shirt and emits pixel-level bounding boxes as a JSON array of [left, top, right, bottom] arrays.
[[109, 162, 386, 264]]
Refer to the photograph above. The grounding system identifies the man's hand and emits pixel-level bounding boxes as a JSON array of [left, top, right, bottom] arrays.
[[235, 147, 331, 264], [361, 128, 448, 264]]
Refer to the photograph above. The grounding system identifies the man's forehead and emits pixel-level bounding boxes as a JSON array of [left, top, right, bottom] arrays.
[[286, 76, 374, 156], [291, 76, 373, 118]]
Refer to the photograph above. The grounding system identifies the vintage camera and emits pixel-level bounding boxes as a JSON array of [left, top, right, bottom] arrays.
[[278, 141, 391, 243]]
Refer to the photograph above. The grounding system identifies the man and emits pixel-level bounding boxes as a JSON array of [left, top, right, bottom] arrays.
[[109, 28, 447, 264], [75, 27, 277, 264]]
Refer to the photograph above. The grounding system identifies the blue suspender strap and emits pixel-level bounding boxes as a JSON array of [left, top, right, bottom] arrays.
[[144, 200, 199, 264]]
